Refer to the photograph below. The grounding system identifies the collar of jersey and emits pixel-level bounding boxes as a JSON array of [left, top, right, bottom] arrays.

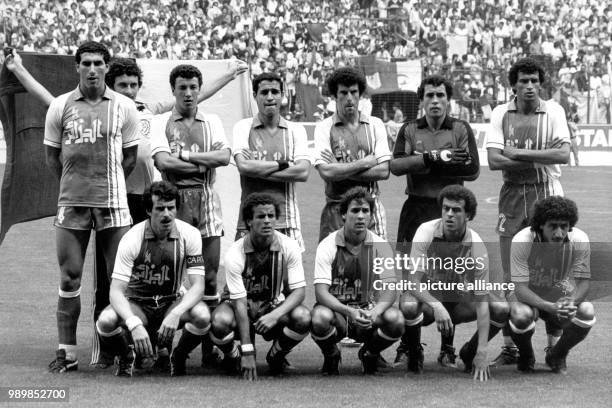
[[243, 231, 282, 253], [432, 218, 472, 244], [143, 220, 180, 240], [73, 85, 113, 101], [171, 107, 206, 122], [252, 115, 289, 129], [333, 111, 370, 126], [416, 114, 454, 130], [335, 228, 374, 250], [508, 97, 547, 113]]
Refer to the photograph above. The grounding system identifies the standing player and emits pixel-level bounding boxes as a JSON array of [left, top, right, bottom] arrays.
[[209, 193, 310, 380], [95, 181, 212, 377], [399, 185, 508, 380], [310, 187, 404, 375], [390, 75, 480, 366], [233, 72, 311, 250], [150, 64, 231, 364], [314, 67, 391, 242], [44, 41, 140, 372], [486, 57, 570, 365], [508, 196, 595, 373]]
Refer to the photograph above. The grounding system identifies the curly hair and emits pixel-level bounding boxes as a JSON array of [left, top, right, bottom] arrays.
[[326, 67, 366, 97], [339, 187, 375, 216], [437, 185, 478, 220], [144, 181, 180, 212], [106, 58, 143, 88], [508, 57, 545, 87], [530, 196, 578, 232], [242, 193, 280, 229], [75, 41, 111, 64], [417, 75, 453, 100], [169, 64, 202, 90], [252, 72, 284, 94]]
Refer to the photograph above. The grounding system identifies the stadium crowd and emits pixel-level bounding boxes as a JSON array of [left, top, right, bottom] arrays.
[[0, 0, 611, 121]]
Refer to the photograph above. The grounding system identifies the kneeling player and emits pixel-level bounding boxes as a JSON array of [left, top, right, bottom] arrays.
[[95, 181, 211, 377], [508, 196, 595, 374], [399, 185, 508, 381], [210, 193, 310, 380], [311, 187, 404, 375]]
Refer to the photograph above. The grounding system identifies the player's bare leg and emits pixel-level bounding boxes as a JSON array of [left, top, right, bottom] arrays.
[[545, 302, 595, 374], [311, 305, 342, 375], [508, 303, 536, 372], [399, 293, 425, 373], [170, 302, 212, 376], [266, 305, 311, 375], [210, 302, 241, 374], [49, 228, 90, 373]]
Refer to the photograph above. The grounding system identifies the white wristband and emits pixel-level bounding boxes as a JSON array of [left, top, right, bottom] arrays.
[[240, 344, 254, 353], [125, 316, 143, 331], [181, 150, 190, 162]]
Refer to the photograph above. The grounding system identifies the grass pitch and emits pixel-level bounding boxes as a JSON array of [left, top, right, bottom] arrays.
[[0, 165, 611, 407]]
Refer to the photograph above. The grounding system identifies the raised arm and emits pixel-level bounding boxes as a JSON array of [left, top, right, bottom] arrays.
[[3, 50, 54, 107]]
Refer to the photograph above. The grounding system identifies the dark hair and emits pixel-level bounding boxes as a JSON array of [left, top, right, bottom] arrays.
[[252, 72, 283, 93], [417, 75, 453, 100], [144, 181, 180, 212], [106, 58, 143, 88], [508, 57, 545, 87], [530, 196, 578, 231], [437, 185, 478, 220], [326, 67, 366, 97], [339, 187, 375, 215], [242, 193, 280, 230], [75, 41, 111, 64], [169, 64, 203, 89]]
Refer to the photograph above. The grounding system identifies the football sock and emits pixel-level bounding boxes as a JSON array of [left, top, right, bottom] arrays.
[[508, 320, 536, 359], [312, 327, 338, 356], [270, 327, 308, 358], [174, 323, 210, 357], [96, 322, 132, 358], [462, 323, 504, 358], [502, 325, 516, 347], [441, 331, 455, 351], [210, 331, 239, 358], [552, 319, 594, 358], [365, 328, 401, 355], [402, 313, 423, 352], [201, 334, 214, 356], [57, 288, 81, 348]]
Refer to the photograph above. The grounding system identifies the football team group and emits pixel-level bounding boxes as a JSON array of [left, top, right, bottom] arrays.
[[2, 40, 596, 382]]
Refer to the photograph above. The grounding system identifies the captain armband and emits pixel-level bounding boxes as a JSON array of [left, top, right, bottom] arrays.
[[186, 254, 205, 268]]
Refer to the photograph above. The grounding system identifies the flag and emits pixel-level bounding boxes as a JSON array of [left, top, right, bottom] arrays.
[[0, 53, 77, 245]]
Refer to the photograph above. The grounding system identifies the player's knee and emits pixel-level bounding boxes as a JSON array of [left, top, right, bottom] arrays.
[[289, 305, 311, 333], [211, 308, 234, 337], [381, 307, 405, 337], [576, 302, 595, 321], [310, 305, 334, 335], [59, 272, 81, 291], [190, 303, 211, 329], [510, 303, 534, 329], [490, 299, 510, 323], [399, 299, 420, 320], [97, 306, 120, 333]]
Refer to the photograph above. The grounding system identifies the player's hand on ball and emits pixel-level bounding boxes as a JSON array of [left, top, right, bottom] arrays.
[[473, 349, 490, 382], [158, 310, 181, 347], [131, 326, 154, 357], [241, 355, 257, 381], [433, 304, 454, 336], [254, 311, 280, 334]]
